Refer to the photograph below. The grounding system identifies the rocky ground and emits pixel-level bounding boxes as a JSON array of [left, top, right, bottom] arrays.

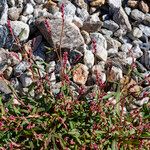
[[0, 0, 150, 112]]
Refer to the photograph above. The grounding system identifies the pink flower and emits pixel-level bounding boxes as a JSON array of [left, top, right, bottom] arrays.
[[44, 19, 51, 33], [92, 38, 97, 53], [61, 3, 65, 23], [9, 115, 16, 121]]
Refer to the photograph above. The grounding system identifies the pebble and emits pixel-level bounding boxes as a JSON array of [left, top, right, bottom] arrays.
[[103, 20, 119, 32], [8, 7, 21, 21], [73, 63, 89, 85], [94, 44, 108, 62], [72, 16, 83, 28], [23, 3, 34, 15], [132, 27, 143, 38], [139, 0, 149, 13], [84, 50, 94, 68], [0, 48, 9, 73], [139, 25, 150, 37], [10, 21, 30, 41], [0, 0, 8, 25], [14, 61, 30, 76], [0, 25, 8, 48], [113, 7, 132, 32], [76, 8, 89, 22], [20, 73, 33, 87], [107, 66, 123, 82], [130, 9, 145, 22], [0, 78, 12, 95], [36, 18, 84, 49], [81, 14, 103, 32], [81, 30, 91, 44], [90, 33, 107, 49]]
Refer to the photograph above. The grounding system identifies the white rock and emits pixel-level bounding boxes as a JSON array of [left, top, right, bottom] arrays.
[[73, 16, 83, 28], [120, 43, 132, 53], [90, 33, 107, 49], [94, 45, 108, 62], [139, 25, 150, 37], [132, 45, 143, 59], [84, 50, 94, 68], [19, 15, 28, 23], [132, 27, 143, 38], [10, 21, 30, 41], [108, 0, 121, 9], [23, 3, 34, 15]]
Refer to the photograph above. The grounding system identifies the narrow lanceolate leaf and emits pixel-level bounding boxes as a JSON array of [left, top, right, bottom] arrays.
[[115, 84, 121, 115], [111, 139, 118, 150], [0, 95, 5, 115]]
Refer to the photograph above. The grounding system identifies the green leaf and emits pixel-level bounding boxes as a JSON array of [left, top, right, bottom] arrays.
[[111, 139, 118, 150], [0, 95, 5, 115]]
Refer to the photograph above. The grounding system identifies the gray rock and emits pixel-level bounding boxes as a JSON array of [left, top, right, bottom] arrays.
[[10, 21, 30, 41], [144, 14, 150, 27], [132, 44, 143, 59], [140, 50, 150, 70], [7, 0, 15, 7], [20, 73, 33, 87], [108, 0, 121, 10], [90, 33, 107, 49], [0, 79, 12, 94], [8, 7, 21, 21], [33, 42, 45, 60], [105, 36, 121, 50], [34, 8, 50, 18], [0, 0, 8, 25], [72, 16, 83, 28], [81, 14, 103, 32], [23, 3, 34, 15], [34, 0, 45, 4], [113, 7, 132, 32], [36, 18, 84, 49], [74, 0, 88, 9], [84, 50, 94, 68], [0, 25, 8, 48], [124, 7, 131, 15], [113, 29, 125, 37], [76, 8, 89, 22], [14, 61, 30, 76], [100, 29, 113, 37], [16, 0, 23, 8], [0, 48, 9, 73], [62, 1, 76, 17], [139, 25, 150, 37], [10, 78, 21, 90], [103, 20, 119, 32], [3, 66, 13, 79], [120, 43, 132, 53], [130, 9, 145, 22]]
